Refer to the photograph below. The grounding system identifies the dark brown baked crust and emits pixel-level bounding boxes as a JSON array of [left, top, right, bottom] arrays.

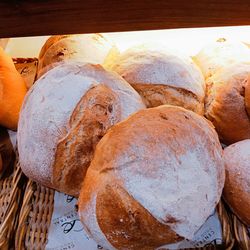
[[52, 84, 121, 196], [96, 184, 182, 250]]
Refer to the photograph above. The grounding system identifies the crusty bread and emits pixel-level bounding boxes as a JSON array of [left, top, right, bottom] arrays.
[[109, 44, 205, 114], [38, 34, 119, 78], [13, 58, 38, 89], [194, 38, 250, 78], [17, 62, 145, 196], [223, 139, 250, 226], [205, 62, 250, 144], [79, 105, 224, 250]]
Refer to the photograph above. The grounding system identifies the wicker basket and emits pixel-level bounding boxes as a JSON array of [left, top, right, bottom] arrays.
[[15, 179, 235, 250], [230, 212, 250, 250], [0, 148, 27, 250]]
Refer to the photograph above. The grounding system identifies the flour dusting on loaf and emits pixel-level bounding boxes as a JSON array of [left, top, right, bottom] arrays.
[[18, 62, 145, 195], [110, 44, 205, 114], [79, 105, 224, 249]]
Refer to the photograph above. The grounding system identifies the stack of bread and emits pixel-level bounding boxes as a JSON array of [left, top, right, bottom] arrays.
[[13, 34, 249, 249]]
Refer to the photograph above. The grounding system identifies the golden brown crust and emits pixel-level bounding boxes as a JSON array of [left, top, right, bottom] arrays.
[[52, 84, 121, 196], [133, 83, 204, 114], [38, 34, 119, 78], [110, 44, 205, 113], [223, 140, 250, 226], [79, 105, 224, 249], [38, 35, 70, 60], [205, 64, 250, 144], [96, 184, 182, 250]]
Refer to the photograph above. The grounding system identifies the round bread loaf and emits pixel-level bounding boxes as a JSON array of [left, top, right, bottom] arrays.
[[79, 105, 224, 250], [110, 44, 205, 114], [194, 38, 250, 78], [205, 62, 250, 144], [223, 139, 250, 226], [17, 62, 145, 196], [38, 34, 119, 78]]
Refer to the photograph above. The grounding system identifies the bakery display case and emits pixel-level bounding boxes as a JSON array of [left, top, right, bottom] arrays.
[[0, 1, 249, 250]]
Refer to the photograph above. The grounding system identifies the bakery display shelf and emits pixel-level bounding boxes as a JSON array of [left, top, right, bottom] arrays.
[[0, 154, 27, 250], [1, 1, 250, 38], [231, 212, 250, 250], [15, 178, 234, 250]]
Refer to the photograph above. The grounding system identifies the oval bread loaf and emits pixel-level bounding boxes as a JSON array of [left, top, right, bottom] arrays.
[[18, 62, 145, 196]]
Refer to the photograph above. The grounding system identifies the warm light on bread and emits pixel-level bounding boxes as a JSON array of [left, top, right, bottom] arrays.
[[0, 47, 27, 130]]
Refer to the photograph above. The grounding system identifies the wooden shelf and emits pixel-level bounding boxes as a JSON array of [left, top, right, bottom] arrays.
[[0, 0, 250, 38]]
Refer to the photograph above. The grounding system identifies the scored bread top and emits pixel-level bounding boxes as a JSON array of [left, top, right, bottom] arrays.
[[17, 62, 145, 196]]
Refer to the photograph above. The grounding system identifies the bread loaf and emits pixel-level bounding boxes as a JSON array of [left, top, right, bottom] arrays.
[[205, 62, 250, 144], [38, 34, 119, 78], [194, 38, 250, 78], [0, 47, 27, 130], [79, 105, 224, 250], [223, 139, 250, 226], [13, 58, 38, 89], [18, 62, 145, 196], [109, 44, 205, 114]]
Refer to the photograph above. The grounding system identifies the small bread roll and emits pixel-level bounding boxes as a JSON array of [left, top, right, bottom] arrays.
[[38, 34, 119, 78], [18, 62, 145, 196], [110, 44, 205, 114], [194, 38, 250, 78], [0, 47, 27, 130], [205, 62, 250, 144], [79, 105, 224, 250], [223, 140, 250, 226]]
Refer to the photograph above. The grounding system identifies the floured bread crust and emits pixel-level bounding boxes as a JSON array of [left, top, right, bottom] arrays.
[[110, 44, 205, 114], [194, 38, 250, 78], [38, 34, 119, 78], [223, 139, 250, 226], [17, 62, 145, 196], [205, 63, 250, 144], [79, 105, 224, 249]]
